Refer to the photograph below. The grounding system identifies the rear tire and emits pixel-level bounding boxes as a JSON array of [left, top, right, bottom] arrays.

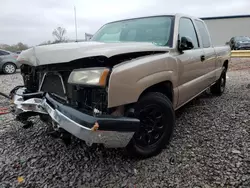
[[2, 62, 16, 74], [126, 92, 175, 158], [210, 67, 226, 96]]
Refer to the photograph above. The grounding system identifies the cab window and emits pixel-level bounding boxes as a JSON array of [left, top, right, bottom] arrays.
[[179, 18, 199, 49], [195, 20, 211, 48]]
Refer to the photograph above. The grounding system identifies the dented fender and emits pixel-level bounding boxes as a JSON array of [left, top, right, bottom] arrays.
[[107, 53, 179, 108]]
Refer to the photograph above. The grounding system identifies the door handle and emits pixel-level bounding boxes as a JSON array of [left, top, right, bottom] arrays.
[[201, 55, 205, 62]]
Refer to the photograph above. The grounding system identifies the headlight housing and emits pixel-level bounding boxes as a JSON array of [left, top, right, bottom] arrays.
[[68, 68, 110, 86]]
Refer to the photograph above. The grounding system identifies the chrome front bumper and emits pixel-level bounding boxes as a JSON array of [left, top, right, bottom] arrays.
[[12, 88, 140, 148]]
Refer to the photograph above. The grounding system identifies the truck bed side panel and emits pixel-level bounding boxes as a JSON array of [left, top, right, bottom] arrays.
[[214, 46, 231, 79]]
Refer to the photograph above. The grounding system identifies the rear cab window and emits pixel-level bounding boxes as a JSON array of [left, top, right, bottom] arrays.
[[194, 20, 211, 48]]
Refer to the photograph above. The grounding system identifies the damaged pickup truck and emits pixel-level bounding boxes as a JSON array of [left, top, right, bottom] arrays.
[[12, 14, 231, 157]]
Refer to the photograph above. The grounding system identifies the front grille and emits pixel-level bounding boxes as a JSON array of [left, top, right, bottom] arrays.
[[40, 74, 65, 97], [69, 86, 108, 114], [39, 72, 108, 114]]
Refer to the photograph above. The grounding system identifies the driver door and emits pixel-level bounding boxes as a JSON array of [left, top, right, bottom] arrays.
[[176, 17, 205, 108]]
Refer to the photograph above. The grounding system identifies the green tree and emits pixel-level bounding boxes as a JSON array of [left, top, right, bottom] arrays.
[[1, 42, 28, 52], [16, 42, 28, 51]]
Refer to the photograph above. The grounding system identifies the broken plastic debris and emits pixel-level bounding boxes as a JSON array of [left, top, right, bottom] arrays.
[[19, 159, 25, 164], [17, 176, 24, 183], [0, 107, 9, 115], [91, 122, 99, 131]]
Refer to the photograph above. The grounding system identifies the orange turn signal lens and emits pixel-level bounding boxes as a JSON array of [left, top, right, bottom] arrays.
[[99, 69, 110, 86]]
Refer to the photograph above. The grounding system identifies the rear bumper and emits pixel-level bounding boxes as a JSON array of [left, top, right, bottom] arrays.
[[12, 88, 140, 148]]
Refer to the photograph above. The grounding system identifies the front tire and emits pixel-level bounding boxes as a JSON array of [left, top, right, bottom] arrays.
[[126, 92, 175, 158], [2, 63, 16, 74], [210, 67, 226, 96]]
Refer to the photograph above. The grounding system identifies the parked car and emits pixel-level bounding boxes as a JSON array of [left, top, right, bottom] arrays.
[[12, 14, 231, 157], [0, 49, 21, 74], [229, 36, 250, 50], [16, 51, 22, 54]]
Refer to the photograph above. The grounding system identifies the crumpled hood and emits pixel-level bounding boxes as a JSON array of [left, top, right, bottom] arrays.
[[17, 41, 169, 66]]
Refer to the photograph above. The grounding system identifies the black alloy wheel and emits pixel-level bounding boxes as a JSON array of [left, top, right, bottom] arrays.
[[126, 92, 175, 158]]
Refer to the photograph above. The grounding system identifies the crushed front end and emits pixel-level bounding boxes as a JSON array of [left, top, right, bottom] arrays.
[[11, 59, 140, 148]]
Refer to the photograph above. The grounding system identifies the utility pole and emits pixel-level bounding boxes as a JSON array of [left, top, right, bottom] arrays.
[[74, 6, 78, 42]]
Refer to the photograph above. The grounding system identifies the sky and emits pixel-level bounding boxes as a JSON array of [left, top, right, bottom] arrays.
[[1, 0, 250, 46]]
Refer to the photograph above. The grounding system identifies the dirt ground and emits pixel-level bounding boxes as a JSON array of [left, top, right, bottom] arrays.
[[230, 58, 250, 71]]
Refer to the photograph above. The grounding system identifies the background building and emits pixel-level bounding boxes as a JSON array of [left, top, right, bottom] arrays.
[[201, 15, 250, 46]]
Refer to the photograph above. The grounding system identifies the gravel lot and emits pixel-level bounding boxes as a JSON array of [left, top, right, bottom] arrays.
[[0, 68, 249, 188]]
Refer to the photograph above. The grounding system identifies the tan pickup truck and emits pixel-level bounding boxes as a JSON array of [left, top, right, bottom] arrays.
[[12, 14, 231, 157]]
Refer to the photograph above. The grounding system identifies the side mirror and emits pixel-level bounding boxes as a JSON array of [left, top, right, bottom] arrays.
[[178, 36, 194, 52], [225, 41, 230, 45]]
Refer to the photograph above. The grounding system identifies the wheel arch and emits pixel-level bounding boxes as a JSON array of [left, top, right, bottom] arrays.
[[223, 60, 229, 70], [139, 81, 174, 103], [3, 61, 17, 68]]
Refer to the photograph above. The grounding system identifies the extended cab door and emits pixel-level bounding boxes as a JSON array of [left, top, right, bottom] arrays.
[[176, 17, 205, 107], [194, 20, 217, 87]]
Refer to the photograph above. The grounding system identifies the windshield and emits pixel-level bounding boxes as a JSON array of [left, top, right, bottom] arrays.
[[91, 16, 174, 46]]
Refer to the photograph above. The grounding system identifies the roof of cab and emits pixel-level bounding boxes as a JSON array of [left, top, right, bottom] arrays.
[[105, 13, 202, 25]]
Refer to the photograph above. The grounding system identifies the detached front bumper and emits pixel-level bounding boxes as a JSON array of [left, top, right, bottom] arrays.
[[12, 88, 140, 148]]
